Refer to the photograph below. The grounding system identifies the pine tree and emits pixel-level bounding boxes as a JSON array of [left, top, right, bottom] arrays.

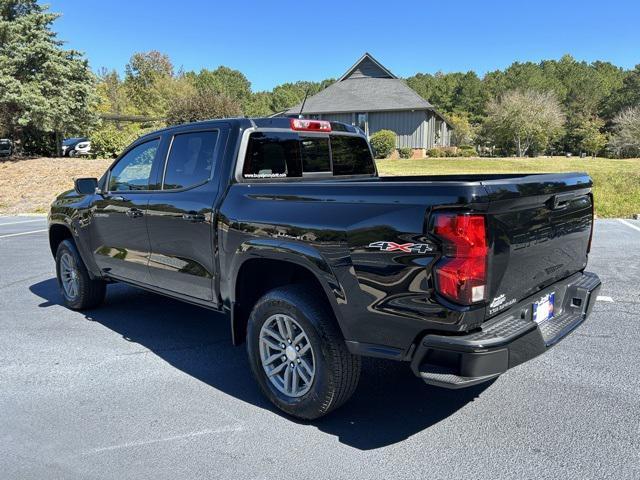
[[0, 0, 97, 155]]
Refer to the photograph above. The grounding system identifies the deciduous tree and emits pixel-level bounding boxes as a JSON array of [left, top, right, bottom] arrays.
[[609, 106, 640, 157], [484, 90, 565, 157], [124, 50, 174, 117], [166, 90, 242, 125], [574, 117, 608, 158]]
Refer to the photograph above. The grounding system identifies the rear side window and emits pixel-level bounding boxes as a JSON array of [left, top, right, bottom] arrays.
[[163, 131, 218, 190], [331, 135, 375, 176]]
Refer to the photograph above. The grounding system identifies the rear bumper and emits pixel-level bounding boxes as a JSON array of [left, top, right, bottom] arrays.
[[410, 271, 601, 389]]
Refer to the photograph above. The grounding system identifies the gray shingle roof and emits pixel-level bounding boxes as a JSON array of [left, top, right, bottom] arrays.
[[284, 77, 434, 115], [284, 53, 435, 115]]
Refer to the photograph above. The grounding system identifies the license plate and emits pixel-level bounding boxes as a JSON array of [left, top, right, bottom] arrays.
[[533, 292, 555, 324]]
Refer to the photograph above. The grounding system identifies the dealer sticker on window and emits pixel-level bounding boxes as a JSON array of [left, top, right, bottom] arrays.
[[533, 292, 555, 324]]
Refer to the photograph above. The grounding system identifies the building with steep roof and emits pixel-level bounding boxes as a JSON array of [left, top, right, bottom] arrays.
[[284, 53, 452, 156]]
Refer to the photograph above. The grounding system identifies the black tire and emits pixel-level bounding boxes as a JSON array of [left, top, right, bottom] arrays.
[[55, 239, 106, 310], [246, 285, 361, 420]]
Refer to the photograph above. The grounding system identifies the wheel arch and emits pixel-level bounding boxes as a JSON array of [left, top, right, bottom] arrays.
[[228, 240, 347, 346], [49, 218, 102, 279], [49, 222, 74, 257]]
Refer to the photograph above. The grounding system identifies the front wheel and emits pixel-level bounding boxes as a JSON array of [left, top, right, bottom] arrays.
[[55, 239, 106, 310], [246, 285, 361, 420]]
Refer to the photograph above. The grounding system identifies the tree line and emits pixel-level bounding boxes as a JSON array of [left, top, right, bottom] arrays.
[[1, 1, 639, 158]]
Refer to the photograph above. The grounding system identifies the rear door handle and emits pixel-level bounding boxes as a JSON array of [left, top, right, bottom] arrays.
[[182, 213, 206, 223], [126, 208, 144, 218]]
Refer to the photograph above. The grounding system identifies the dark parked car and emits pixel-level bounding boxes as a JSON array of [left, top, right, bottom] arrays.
[[0, 138, 12, 157], [48, 117, 601, 419]]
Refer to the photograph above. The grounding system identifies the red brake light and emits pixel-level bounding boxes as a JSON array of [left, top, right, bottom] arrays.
[[433, 213, 488, 305], [290, 118, 331, 132]]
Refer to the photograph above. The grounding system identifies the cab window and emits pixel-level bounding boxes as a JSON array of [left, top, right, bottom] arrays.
[[243, 132, 302, 178], [330, 135, 375, 176], [108, 139, 159, 191], [242, 131, 375, 179], [163, 131, 219, 190]]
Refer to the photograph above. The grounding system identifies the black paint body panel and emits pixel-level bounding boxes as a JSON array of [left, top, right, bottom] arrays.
[[49, 118, 596, 359]]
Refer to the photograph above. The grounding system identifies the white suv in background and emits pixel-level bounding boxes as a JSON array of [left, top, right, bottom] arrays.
[[62, 137, 91, 157]]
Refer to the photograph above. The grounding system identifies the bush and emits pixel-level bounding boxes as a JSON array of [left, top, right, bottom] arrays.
[[90, 124, 140, 158], [426, 146, 476, 157], [397, 147, 413, 159], [458, 145, 477, 157], [426, 148, 441, 158], [369, 130, 396, 159]]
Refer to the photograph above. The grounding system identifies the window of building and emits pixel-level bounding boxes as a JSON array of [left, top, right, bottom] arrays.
[[163, 131, 219, 190], [355, 113, 368, 134]]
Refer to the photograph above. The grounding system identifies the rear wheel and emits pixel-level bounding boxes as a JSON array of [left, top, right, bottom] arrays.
[[246, 285, 361, 420], [55, 239, 106, 310]]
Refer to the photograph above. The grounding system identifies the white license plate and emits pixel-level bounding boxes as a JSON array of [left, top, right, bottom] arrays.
[[533, 292, 555, 324]]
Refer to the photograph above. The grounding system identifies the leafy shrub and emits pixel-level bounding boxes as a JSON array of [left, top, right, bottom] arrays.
[[426, 148, 441, 157], [398, 147, 413, 159], [369, 130, 396, 159], [458, 145, 477, 157], [427, 146, 477, 157], [90, 124, 140, 158]]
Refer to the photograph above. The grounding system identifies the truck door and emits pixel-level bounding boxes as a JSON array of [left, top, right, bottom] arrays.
[[145, 125, 227, 304], [90, 137, 161, 284]]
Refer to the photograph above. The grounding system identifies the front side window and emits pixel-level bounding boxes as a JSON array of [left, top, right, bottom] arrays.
[[108, 139, 159, 191], [163, 131, 219, 190]]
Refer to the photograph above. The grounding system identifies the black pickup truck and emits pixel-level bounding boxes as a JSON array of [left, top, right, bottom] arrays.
[[48, 117, 601, 419]]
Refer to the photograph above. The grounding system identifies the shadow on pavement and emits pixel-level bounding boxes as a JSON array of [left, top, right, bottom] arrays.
[[30, 277, 491, 450]]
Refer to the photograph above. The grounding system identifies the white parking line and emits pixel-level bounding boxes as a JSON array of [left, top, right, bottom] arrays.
[[81, 425, 243, 455], [0, 219, 46, 226], [618, 219, 640, 233], [596, 296, 614, 302], [0, 229, 48, 239]]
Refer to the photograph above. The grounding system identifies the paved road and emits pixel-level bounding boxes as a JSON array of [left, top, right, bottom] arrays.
[[1, 216, 639, 480]]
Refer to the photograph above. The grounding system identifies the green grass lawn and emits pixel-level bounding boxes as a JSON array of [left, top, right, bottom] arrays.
[[376, 157, 640, 218]]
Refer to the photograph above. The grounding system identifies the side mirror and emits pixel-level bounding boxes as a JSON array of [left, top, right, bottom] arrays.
[[74, 177, 98, 195]]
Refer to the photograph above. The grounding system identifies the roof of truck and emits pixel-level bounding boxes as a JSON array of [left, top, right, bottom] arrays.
[[135, 117, 361, 143]]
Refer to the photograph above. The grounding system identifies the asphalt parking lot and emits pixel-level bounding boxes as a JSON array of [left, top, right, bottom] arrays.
[[1, 215, 639, 479]]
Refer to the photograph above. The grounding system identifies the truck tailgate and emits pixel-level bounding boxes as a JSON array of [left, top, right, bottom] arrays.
[[482, 173, 593, 317]]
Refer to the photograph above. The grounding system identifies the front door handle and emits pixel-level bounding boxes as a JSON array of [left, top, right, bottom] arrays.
[[182, 213, 206, 223], [126, 208, 144, 219]]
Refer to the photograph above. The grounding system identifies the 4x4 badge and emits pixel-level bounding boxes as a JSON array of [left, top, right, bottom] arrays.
[[368, 241, 433, 254]]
